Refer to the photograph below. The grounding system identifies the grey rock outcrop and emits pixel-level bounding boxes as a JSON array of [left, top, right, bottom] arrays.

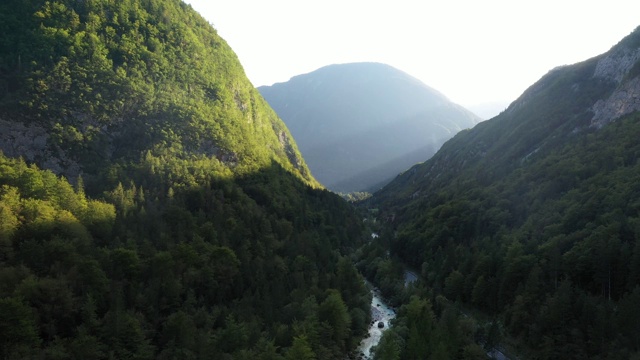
[[0, 118, 81, 179], [591, 76, 640, 128], [590, 43, 640, 127], [593, 47, 640, 84]]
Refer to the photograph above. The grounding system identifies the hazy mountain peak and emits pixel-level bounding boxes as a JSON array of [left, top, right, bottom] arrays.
[[287, 62, 450, 100], [259, 62, 481, 192]]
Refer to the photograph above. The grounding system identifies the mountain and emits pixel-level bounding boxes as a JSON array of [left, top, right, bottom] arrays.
[[0, 1, 371, 359], [259, 62, 482, 192], [0, 0, 315, 187], [368, 26, 640, 358]]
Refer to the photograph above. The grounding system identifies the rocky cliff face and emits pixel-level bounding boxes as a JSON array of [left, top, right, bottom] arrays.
[[0, 118, 81, 179], [592, 46, 640, 83], [591, 76, 640, 128], [590, 44, 640, 128]]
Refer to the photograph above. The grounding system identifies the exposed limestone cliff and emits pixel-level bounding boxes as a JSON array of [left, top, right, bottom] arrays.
[[591, 76, 640, 128], [590, 39, 640, 127], [593, 47, 640, 84]]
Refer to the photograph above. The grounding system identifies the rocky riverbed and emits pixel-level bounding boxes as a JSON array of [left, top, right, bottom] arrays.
[[354, 286, 396, 359]]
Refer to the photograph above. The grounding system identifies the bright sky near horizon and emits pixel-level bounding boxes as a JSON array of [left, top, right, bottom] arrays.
[[186, 0, 638, 112]]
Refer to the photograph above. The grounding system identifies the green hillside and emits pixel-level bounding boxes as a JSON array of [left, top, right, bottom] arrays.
[[0, 0, 315, 187], [368, 27, 640, 359], [0, 1, 371, 359]]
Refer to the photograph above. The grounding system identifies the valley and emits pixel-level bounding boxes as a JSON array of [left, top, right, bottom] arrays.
[[0, 0, 639, 359]]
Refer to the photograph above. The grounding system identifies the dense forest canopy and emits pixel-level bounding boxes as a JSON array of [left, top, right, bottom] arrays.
[[0, 151, 371, 359], [0, 0, 372, 359]]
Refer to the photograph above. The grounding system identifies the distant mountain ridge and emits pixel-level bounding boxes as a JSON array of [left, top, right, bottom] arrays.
[[259, 62, 482, 192]]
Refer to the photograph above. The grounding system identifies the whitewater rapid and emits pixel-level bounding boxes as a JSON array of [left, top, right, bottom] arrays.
[[356, 286, 396, 359]]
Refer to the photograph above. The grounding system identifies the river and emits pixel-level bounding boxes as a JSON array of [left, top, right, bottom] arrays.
[[353, 247, 512, 359], [355, 285, 396, 359]]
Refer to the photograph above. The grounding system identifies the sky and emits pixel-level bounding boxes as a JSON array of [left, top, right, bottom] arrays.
[[186, 0, 638, 117]]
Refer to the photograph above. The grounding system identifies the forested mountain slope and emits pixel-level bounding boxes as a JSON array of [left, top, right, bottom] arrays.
[[0, 0, 314, 186], [259, 63, 481, 192], [0, 1, 371, 359], [369, 26, 640, 358]]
